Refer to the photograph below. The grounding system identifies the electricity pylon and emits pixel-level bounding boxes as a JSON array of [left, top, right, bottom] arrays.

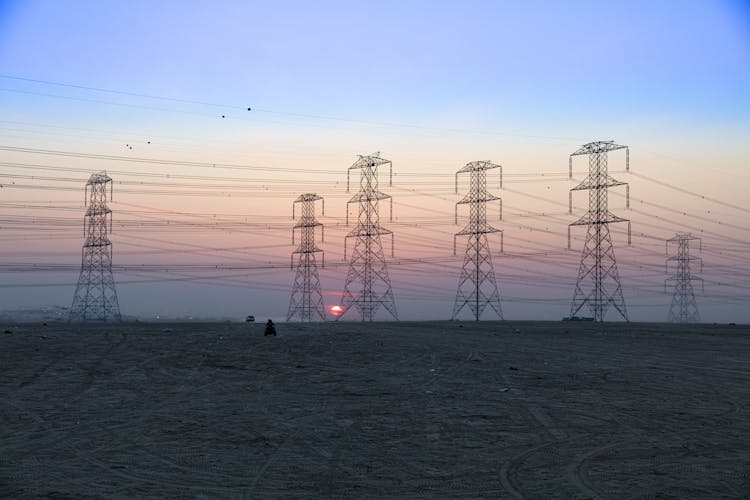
[[339, 152, 397, 321], [568, 141, 631, 322], [69, 172, 122, 322], [665, 233, 703, 323], [452, 161, 504, 321], [287, 193, 327, 322]]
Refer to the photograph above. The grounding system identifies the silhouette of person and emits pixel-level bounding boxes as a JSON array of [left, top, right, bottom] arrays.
[[264, 319, 276, 337]]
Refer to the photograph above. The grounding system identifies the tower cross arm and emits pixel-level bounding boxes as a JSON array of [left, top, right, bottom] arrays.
[[569, 212, 629, 226], [347, 191, 392, 204], [456, 160, 501, 173], [345, 225, 393, 238], [292, 245, 323, 255], [293, 220, 323, 230], [86, 172, 113, 185], [667, 233, 701, 243], [85, 207, 113, 216], [293, 193, 323, 203], [666, 255, 702, 262], [665, 275, 704, 282], [570, 141, 627, 156], [457, 193, 500, 204], [349, 153, 391, 170], [570, 175, 628, 191], [456, 224, 501, 236]]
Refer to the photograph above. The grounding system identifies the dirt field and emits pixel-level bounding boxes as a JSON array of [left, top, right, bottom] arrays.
[[1, 320, 748, 498]]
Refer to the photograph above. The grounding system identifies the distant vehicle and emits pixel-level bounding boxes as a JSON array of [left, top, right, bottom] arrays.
[[246, 315, 255, 323], [563, 316, 594, 322]]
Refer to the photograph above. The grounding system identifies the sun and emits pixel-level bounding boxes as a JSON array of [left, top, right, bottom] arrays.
[[329, 305, 344, 316]]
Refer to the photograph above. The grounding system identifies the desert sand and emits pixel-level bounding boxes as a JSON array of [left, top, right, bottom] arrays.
[[1, 320, 748, 498]]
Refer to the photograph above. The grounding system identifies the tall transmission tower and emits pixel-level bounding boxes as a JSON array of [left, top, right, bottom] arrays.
[[339, 152, 397, 321], [665, 233, 703, 323], [287, 193, 327, 322], [69, 172, 122, 322], [568, 141, 631, 322], [451, 161, 504, 321]]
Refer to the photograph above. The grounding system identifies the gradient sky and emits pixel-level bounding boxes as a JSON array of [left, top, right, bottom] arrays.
[[0, 0, 748, 322]]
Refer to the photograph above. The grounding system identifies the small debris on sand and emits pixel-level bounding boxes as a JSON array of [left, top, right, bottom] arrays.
[[466, 351, 484, 362]]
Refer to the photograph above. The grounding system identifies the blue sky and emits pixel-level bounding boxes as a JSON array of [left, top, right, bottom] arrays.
[[1, 0, 748, 135]]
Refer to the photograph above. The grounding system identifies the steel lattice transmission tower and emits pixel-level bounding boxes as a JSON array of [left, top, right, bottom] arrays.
[[451, 161, 504, 321], [69, 172, 122, 322], [568, 141, 631, 322], [287, 193, 327, 322], [339, 152, 397, 321], [665, 233, 703, 323]]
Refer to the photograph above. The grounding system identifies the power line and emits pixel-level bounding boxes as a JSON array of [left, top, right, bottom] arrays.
[[0, 145, 341, 175], [0, 74, 585, 141], [629, 170, 750, 215]]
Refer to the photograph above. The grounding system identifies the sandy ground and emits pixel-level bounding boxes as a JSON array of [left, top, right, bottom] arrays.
[[1, 320, 749, 498]]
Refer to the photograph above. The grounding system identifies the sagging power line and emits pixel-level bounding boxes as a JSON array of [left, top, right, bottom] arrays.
[[2, 135, 750, 320]]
